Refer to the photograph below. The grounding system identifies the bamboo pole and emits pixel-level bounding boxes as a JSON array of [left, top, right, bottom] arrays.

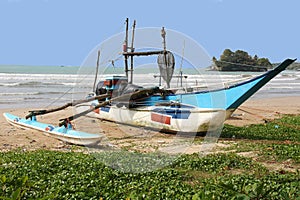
[[130, 20, 136, 84], [124, 18, 129, 79], [123, 50, 164, 56]]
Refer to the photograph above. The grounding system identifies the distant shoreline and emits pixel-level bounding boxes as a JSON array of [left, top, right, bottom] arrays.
[[210, 61, 300, 72]]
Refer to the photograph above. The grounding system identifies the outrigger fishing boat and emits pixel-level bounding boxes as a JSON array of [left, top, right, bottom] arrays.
[[3, 19, 296, 144], [77, 59, 295, 133]]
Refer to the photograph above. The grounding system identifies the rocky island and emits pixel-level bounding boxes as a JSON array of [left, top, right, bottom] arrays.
[[212, 49, 272, 72]]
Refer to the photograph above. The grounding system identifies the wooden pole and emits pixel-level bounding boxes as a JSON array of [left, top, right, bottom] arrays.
[[130, 20, 136, 84], [161, 27, 170, 88], [123, 50, 164, 56], [161, 27, 166, 52], [124, 18, 129, 79], [58, 87, 168, 127], [25, 94, 110, 119]]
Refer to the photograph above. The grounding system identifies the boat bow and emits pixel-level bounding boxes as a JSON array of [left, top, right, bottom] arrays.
[[227, 58, 296, 109]]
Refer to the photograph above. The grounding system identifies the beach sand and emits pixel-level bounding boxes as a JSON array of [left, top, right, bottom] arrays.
[[1, 96, 300, 152], [226, 96, 300, 126]]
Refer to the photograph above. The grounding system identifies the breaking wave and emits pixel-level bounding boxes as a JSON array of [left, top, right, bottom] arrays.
[[0, 81, 76, 87]]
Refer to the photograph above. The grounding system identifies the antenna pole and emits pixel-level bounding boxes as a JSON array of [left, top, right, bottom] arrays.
[[130, 20, 136, 84], [93, 50, 100, 92], [179, 40, 185, 87]]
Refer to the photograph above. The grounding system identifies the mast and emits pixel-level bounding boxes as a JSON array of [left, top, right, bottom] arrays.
[[129, 20, 136, 84], [124, 18, 129, 79], [121, 20, 173, 87]]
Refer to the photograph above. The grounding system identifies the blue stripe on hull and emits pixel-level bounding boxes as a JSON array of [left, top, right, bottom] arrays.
[[100, 106, 110, 112], [152, 108, 191, 119], [146, 59, 295, 110], [179, 77, 262, 109], [146, 76, 262, 109]]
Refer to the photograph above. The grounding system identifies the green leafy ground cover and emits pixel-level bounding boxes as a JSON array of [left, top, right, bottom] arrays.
[[0, 115, 299, 199], [221, 115, 300, 141]]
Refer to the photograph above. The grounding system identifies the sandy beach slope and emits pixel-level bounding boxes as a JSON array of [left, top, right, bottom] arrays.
[[1, 96, 299, 151]]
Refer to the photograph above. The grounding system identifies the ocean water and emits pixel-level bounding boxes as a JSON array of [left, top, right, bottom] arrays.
[[0, 65, 299, 109]]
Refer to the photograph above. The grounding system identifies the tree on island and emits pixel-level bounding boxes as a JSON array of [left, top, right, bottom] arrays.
[[213, 49, 272, 71]]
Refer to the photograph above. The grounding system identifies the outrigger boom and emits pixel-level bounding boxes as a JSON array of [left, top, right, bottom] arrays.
[[25, 93, 110, 120], [59, 87, 169, 127]]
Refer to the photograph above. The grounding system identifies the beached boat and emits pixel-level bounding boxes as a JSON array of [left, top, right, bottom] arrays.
[[77, 58, 294, 133], [72, 19, 296, 133], [5, 18, 296, 138]]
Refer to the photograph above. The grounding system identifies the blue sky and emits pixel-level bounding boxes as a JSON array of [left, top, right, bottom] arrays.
[[0, 0, 299, 66]]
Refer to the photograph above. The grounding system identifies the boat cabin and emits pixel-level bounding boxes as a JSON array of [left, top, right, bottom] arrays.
[[103, 76, 128, 90], [95, 75, 129, 97]]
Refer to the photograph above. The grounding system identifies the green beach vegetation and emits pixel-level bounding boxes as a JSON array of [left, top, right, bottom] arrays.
[[1, 115, 299, 199]]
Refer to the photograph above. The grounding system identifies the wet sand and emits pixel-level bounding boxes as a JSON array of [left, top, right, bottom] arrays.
[[1, 96, 299, 152]]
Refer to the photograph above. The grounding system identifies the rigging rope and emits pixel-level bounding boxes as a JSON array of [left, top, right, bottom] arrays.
[[44, 46, 124, 109], [237, 106, 300, 130], [45, 67, 96, 108], [42, 21, 128, 110]]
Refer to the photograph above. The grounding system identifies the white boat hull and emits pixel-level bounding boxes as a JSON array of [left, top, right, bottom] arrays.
[[78, 103, 227, 133]]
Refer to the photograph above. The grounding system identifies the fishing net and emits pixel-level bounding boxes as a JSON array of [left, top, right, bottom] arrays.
[[157, 51, 175, 88]]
